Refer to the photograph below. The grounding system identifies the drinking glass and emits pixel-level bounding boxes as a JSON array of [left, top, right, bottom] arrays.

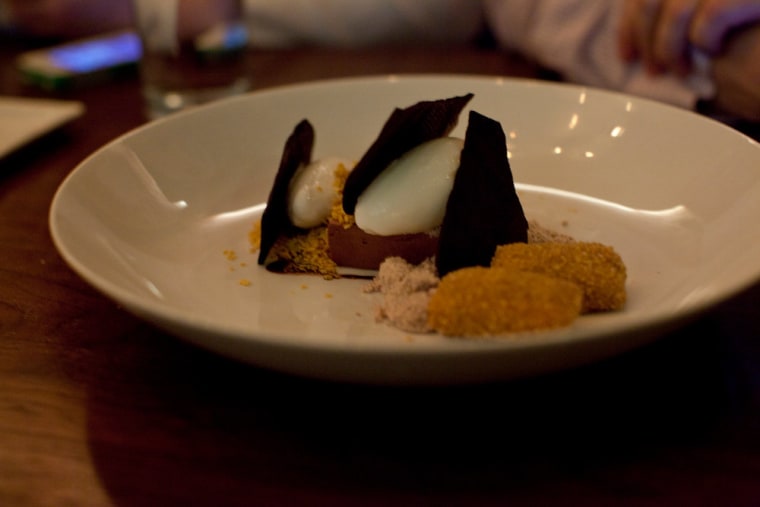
[[132, 0, 250, 119]]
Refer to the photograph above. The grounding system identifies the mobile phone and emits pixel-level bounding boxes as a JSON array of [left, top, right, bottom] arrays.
[[16, 31, 142, 90]]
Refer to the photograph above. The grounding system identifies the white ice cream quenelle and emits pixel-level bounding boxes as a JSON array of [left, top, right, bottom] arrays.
[[354, 137, 464, 235], [287, 156, 352, 228]]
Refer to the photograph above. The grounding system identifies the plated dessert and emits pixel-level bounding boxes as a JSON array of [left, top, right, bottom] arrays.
[[251, 94, 627, 336]]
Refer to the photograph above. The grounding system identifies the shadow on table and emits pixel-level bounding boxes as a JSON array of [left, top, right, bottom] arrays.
[[73, 285, 760, 507]]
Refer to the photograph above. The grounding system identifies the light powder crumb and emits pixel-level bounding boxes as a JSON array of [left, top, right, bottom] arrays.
[[527, 220, 575, 244], [365, 257, 439, 334]]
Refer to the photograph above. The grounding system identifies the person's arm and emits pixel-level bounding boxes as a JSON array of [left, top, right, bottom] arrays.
[[242, 0, 484, 47], [709, 23, 760, 120], [618, 0, 760, 75], [617, 0, 760, 121], [483, 0, 714, 110]]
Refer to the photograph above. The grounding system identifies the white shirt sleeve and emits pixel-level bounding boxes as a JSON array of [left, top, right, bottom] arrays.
[[483, 0, 714, 109], [243, 0, 484, 47]]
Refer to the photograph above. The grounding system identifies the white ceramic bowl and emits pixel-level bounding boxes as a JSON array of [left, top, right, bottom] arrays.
[[50, 75, 760, 384]]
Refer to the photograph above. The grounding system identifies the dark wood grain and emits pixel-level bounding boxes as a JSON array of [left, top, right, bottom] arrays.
[[1, 39, 759, 506]]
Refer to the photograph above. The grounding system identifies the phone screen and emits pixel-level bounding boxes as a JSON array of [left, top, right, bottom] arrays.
[[49, 32, 142, 73]]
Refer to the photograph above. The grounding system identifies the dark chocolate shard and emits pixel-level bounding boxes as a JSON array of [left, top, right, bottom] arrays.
[[436, 111, 528, 276], [258, 119, 314, 265], [342, 93, 474, 215]]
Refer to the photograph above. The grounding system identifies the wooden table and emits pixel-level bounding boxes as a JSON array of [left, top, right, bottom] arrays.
[[2, 38, 760, 506]]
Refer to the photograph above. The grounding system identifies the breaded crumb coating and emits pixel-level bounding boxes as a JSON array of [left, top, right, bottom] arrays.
[[269, 226, 339, 279], [491, 242, 626, 312], [428, 267, 583, 336]]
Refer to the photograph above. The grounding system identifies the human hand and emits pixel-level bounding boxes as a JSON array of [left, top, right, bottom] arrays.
[[618, 0, 760, 75], [710, 23, 760, 120]]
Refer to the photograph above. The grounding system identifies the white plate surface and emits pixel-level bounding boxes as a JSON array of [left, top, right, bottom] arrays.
[[0, 97, 84, 158], [49, 76, 760, 384]]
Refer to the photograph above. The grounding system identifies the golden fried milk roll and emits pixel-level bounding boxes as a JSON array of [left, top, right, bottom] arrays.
[[428, 267, 583, 336], [492, 242, 626, 312]]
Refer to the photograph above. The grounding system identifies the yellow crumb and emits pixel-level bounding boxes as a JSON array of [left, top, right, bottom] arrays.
[[248, 221, 262, 252], [268, 226, 340, 279], [239, 279, 251, 287], [491, 242, 626, 312], [223, 249, 237, 261], [428, 267, 583, 336], [328, 163, 355, 229], [324, 293, 333, 299]]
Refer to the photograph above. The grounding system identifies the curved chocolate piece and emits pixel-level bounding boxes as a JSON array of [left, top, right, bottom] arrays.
[[258, 119, 314, 265], [436, 111, 528, 276], [341, 93, 474, 215]]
